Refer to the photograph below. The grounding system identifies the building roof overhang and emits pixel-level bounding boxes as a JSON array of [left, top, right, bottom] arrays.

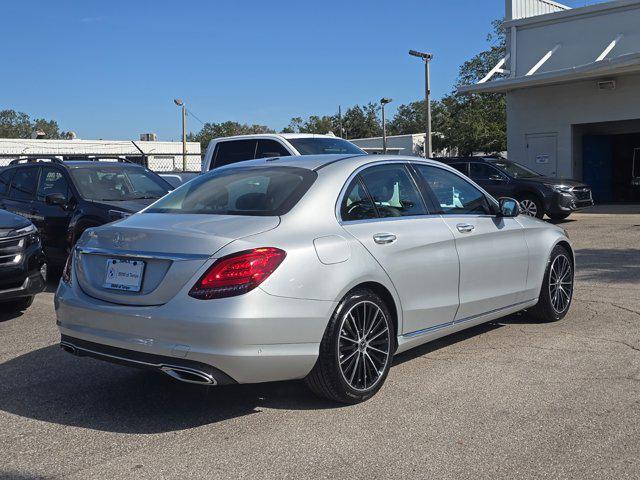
[[457, 52, 640, 94]]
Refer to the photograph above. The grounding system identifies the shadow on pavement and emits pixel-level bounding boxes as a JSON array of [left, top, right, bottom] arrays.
[[576, 248, 640, 284], [0, 344, 340, 434]]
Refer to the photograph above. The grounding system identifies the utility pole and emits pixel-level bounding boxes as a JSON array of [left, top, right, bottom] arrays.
[[338, 105, 344, 138], [174, 99, 187, 171], [409, 50, 434, 158], [380, 98, 392, 154]]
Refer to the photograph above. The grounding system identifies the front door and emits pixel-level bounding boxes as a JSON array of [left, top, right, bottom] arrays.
[[413, 163, 529, 321], [526, 133, 558, 177], [469, 162, 512, 200], [339, 163, 460, 335]]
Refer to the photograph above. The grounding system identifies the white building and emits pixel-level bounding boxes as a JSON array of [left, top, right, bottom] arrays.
[[350, 133, 455, 157], [0, 138, 202, 172], [459, 0, 640, 203]]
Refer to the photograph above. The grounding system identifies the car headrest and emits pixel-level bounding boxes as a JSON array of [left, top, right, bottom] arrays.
[[235, 192, 267, 211]]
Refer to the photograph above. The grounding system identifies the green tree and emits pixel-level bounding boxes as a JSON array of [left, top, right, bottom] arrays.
[[343, 103, 382, 139], [281, 115, 339, 134], [0, 109, 67, 139], [189, 121, 274, 149]]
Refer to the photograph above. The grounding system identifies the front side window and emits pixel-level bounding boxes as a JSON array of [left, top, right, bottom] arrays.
[[146, 166, 316, 216], [9, 167, 39, 201], [340, 178, 377, 221], [69, 166, 171, 201], [288, 137, 365, 155], [469, 163, 505, 181], [37, 167, 70, 201], [212, 140, 257, 169], [414, 164, 493, 215], [255, 140, 291, 159], [359, 164, 427, 218]]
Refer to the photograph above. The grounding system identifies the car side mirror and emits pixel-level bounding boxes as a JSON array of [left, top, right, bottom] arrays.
[[45, 193, 68, 209], [498, 197, 519, 217]]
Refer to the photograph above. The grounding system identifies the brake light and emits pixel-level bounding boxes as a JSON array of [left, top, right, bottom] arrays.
[[189, 248, 286, 300], [62, 253, 73, 284]]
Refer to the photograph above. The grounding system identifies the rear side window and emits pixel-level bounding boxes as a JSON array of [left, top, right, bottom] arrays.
[[146, 166, 316, 216], [469, 163, 505, 181], [9, 168, 39, 201], [340, 178, 377, 221], [255, 140, 291, 159], [450, 163, 469, 175], [359, 164, 427, 218], [212, 140, 257, 169], [37, 167, 70, 201], [414, 164, 493, 215], [0, 169, 14, 195]]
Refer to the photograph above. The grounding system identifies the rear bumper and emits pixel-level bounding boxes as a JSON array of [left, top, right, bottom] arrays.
[[55, 280, 335, 384]]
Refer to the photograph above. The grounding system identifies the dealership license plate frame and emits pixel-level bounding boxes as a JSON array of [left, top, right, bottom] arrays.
[[103, 258, 145, 292]]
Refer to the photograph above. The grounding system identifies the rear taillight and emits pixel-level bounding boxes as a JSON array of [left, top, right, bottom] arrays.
[[189, 248, 286, 300], [62, 254, 73, 284]]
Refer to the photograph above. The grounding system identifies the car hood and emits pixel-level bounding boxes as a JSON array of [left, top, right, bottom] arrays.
[[518, 177, 588, 188], [89, 198, 160, 213], [0, 209, 32, 235]]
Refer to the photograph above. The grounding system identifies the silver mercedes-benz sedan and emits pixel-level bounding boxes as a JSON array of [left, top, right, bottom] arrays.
[[55, 154, 574, 403]]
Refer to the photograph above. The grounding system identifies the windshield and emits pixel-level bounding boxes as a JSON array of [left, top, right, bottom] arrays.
[[145, 166, 317, 216], [70, 166, 171, 201], [288, 137, 365, 155], [488, 160, 541, 179]]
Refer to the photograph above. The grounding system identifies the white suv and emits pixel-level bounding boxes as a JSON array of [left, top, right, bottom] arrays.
[[201, 134, 365, 171]]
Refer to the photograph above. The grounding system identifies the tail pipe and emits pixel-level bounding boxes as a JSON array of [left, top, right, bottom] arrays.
[[60, 342, 78, 355], [160, 366, 217, 385]]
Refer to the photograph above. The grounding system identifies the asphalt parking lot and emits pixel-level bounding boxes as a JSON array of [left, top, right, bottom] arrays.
[[1, 206, 639, 480]]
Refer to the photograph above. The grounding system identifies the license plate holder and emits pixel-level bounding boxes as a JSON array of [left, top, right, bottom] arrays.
[[103, 258, 145, 292]]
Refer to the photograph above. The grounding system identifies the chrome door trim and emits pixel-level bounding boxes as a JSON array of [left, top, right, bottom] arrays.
[[373, 233, 397, 244], [76, 246, 210, 261]]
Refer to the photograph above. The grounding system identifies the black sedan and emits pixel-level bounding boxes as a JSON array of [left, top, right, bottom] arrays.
[[0, 209, 46, 311], [442, 157, 594, 220]]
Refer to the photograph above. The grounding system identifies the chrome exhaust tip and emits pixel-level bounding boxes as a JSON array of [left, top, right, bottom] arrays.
[[60, 342, 77, 355], [160, 366, 217, 385]]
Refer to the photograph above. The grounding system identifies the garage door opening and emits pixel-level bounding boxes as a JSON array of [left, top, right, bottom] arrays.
[[576, 120, 640, 203]]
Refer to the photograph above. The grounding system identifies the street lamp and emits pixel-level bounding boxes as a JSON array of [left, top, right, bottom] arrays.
[[409, 50, 433, 158], [380, 98, 392, 154], [174, 98, 187, 171]]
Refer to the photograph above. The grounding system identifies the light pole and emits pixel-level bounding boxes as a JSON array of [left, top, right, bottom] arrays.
[[409, 50, 433, 158], [174, 98, 187, 171], [380, 98, 392, 154]]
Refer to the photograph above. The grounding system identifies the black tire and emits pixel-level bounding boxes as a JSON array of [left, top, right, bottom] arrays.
[[305, 289, 395, 404], [549, 213, 571, 221], [518, 194, 545, 219], [528, 244, 574, 322], [7, 296, 34, 312]]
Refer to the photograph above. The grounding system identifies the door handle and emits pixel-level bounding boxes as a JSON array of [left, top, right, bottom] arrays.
[[373, 233, 397, 245], [456, 223, 475, 233]]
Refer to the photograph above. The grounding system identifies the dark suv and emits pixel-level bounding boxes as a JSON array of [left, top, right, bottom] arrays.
[[0, 158, 172, 268], [440, 157, 594, 220]]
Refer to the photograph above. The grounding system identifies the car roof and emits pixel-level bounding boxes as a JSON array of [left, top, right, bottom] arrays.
[[438, 156, 504, 163], [209, 133, 343, 142]]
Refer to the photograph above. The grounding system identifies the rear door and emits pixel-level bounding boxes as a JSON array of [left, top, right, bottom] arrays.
[[339, 162, 460, 335], [34, 166, 73, 263], [413, 163, 529, 321], [5, 166, 39, 222]]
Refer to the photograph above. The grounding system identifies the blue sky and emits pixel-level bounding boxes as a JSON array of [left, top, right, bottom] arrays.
[[2, 0, 598, 140]]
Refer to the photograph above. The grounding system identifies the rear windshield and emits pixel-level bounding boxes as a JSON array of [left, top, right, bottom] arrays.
[[145, 166, 317, 216], [288, 137, 364, 155]]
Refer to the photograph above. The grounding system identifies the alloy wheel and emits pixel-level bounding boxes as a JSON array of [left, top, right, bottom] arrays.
[[519, 199, 538, 217], [337, 300, 391, 392], [549, 254, 573, 313]]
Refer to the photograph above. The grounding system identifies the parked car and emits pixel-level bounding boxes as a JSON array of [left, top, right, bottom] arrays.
[[0, 158, 172, 269], [56, 155, 574, 403], [439, 157, 594, 220], [0, 209, 46, 311], [202, 133, 366, 171]]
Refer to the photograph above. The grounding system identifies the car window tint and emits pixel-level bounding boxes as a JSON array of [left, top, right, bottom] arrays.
[[340, 178, 377, 221], [0, 169, 14, 195], [212, 140, 257, 169], [359, 164, 427, 218], [37, 167, 69, 201], [287, 137, 364, 155], [414, 164, 492, 215], [9, 168, 39, 201], [450, 163, 468, 175], [470, 163, 503, 180], [255, 139, 291, 159]]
